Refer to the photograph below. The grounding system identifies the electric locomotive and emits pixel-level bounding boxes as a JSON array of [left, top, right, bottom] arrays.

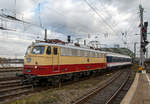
[[23, 41, 107, 85], [22, 40, 132, 85]]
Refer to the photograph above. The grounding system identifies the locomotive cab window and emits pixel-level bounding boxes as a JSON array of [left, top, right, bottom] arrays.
[[46, 46, 51, 55], [25, 46, 31, 55], [32, 46, 45, 54], [53, 47, 58, 55]]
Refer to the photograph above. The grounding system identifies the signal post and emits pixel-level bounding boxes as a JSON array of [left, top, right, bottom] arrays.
[[139, 5, 149, 72]]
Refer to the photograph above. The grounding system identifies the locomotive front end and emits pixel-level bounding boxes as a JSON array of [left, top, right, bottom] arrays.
[[23, 43, 52, 77]]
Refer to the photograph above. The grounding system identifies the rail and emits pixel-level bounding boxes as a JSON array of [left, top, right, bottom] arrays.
[[105, 71, 131, 104], [72, 70, 123, 104]]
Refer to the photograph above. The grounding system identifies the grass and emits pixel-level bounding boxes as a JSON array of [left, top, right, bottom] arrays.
[[5, 88, 61, 104], [130, 64, 139, 72]]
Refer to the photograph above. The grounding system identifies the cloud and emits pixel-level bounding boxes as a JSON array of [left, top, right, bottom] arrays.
[[0, 0, 150, 58]]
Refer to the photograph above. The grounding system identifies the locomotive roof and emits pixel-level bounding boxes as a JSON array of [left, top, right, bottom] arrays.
[[33, 42, 106, 53], [33, 42, 131, 59]]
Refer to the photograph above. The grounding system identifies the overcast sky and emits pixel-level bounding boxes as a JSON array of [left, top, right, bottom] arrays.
[[0, 0, 150, 58]]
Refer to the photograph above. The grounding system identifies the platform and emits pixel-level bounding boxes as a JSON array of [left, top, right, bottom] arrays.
[[121, 71, 150, 104]]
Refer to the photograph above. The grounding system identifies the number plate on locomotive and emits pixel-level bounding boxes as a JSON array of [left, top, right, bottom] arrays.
[[26, 70, 31, 72]]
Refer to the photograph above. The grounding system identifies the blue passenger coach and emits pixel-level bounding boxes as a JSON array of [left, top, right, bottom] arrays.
[[106, 52, 132, 68]]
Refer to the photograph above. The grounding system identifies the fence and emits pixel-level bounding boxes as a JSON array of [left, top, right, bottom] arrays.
[[0, 59, 23, 69]]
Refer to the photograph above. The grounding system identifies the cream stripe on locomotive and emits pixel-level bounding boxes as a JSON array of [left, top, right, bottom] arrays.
[[24, 43, 106, 66]]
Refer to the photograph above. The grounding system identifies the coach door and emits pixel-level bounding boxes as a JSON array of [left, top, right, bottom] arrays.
[[52, 46, 59, 72]]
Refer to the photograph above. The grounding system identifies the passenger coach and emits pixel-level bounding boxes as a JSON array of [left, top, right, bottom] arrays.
[[106, 52, 132, 68]]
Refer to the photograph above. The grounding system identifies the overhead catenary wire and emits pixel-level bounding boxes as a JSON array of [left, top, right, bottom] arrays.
[[98, 0, 119, 28], [126, 17, 139, 33], [0, 8, 44, 30], [0, 2, 88, 38], [83, 0, 118, 35], [43, 5, 92, 36], [0, 6, 83, 39], [91, 0, 119, 33], [38, 3, 43, 28]]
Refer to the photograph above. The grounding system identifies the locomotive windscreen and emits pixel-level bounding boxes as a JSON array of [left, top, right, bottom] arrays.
[[32, 46, 45, 54]]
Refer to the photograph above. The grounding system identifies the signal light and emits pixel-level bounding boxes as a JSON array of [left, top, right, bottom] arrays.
[[144, 22, 148, 27], [141, 21, 149, 54], [143, 22, 148, 42], [67, 36, 71, 43], [143, 48, 146, 54]]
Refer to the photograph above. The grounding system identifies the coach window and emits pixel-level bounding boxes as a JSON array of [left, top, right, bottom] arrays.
[[53, 47, 58, 55], [46, 46, 51, 55]]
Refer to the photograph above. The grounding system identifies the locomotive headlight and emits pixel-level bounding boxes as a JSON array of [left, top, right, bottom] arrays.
[[26, 58, 31, 63], [35, 66, 37, 69]]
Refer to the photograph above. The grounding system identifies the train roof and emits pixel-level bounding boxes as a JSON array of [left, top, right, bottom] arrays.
[[32, 42, 131, 58], [106, 52, 131, 58], [33, 42, 106, 53]]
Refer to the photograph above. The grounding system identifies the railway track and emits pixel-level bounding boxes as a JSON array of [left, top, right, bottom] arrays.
[[0, 79, 33, 103], [0, 68, 22, 81], [0, 85, 33, 99], [0, 68, 116, 103], [106, 70, 135, 104], [0, 74, 22, 82], [0, 68, 33, 103], [0, 68, 132, 104], [0, 68, 22, 72], [72, 69, 135, 104]]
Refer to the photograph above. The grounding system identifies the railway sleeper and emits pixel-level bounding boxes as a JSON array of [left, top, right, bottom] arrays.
[[0, 83, 20, 89], [0, 89, 32, 101], [0, 85, 32, 93]]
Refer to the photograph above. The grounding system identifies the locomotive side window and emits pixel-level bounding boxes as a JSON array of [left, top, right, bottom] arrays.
[[60, 47, 66, 56], [84, 51, 88, 57], [53, 47, 58, 55], [98, 53, 101, 58], [99, 53, 102, 58], [72, 49, 78, 56], [95, 52, 98, 58], [46, 46, 51, 55], [94, 52, 96, 57], [90, 51, 93, 57], [92, 52, 95, 57], [71, 49, 75, 56], [32, 46, 45, 54], [101, 53, 104, 58], [77, 49, 80, 56], [80, 50, 84, 57], [68, 48, 72, 56]]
